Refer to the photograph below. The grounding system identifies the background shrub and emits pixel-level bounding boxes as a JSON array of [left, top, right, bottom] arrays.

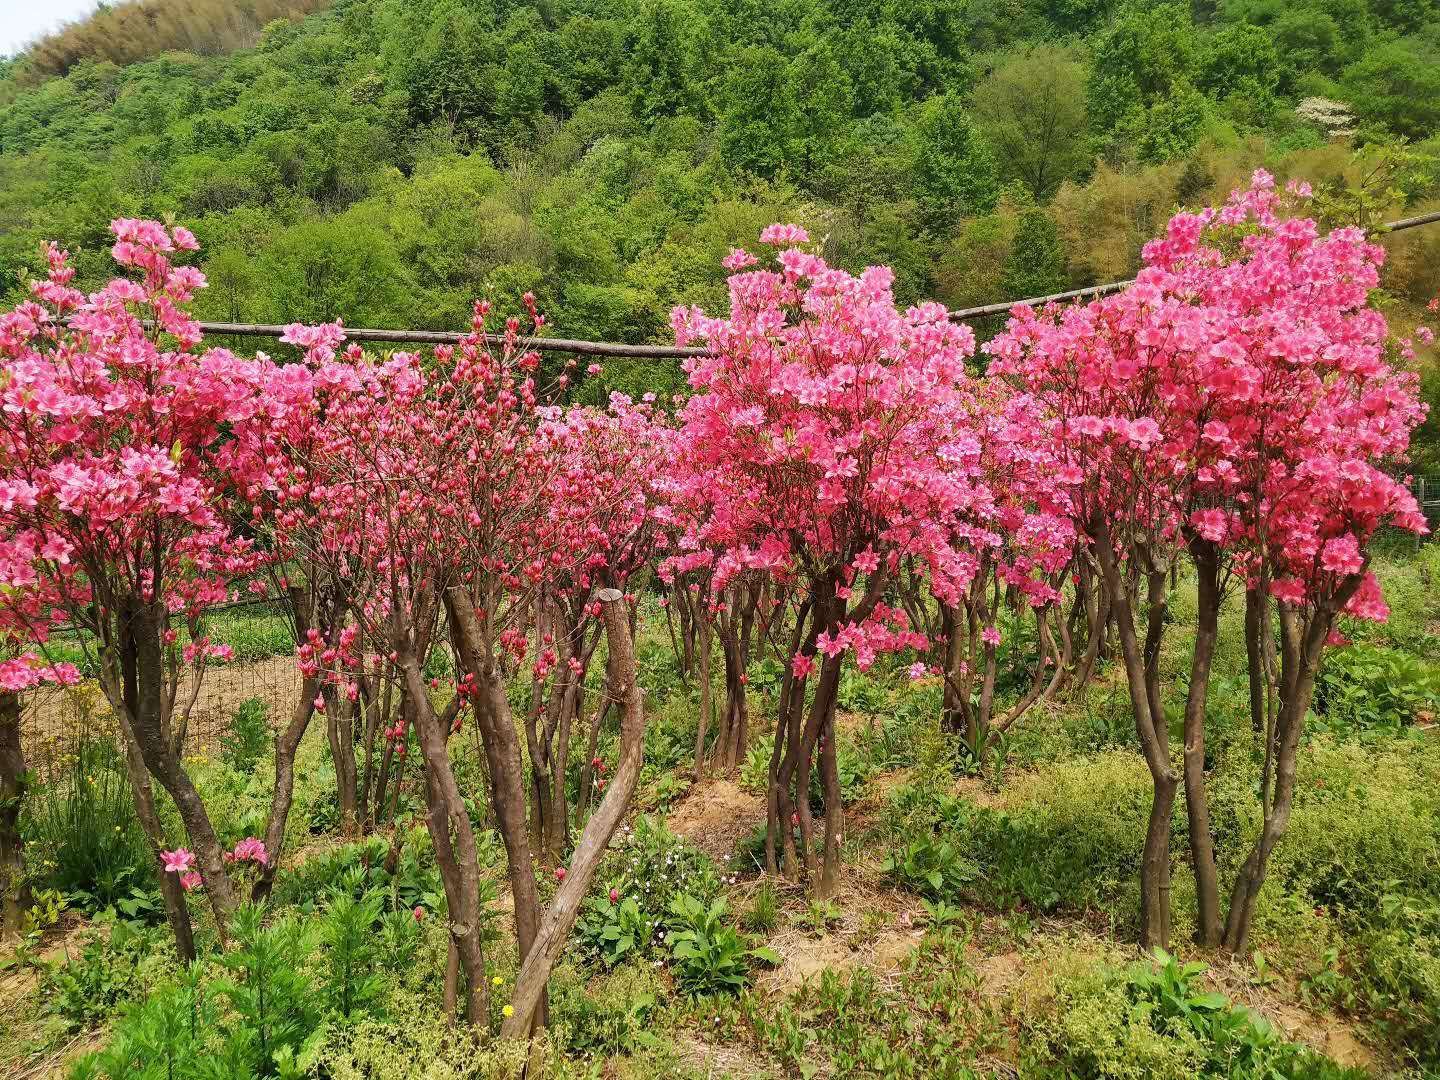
[[23, 732, 158, 917]]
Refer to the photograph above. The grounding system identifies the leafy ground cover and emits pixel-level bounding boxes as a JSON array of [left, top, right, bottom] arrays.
[[1, 547, 1435, 1079]]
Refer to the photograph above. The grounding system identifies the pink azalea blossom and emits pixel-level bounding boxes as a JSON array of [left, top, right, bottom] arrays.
[[161, 848, 196, 874]]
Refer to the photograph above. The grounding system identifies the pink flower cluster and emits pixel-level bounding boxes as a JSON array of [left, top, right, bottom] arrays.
[[224, 837, 270, 866], [987, 170, 1428, 618], [160, 848, 203, 892], [665, 224, 1076, 677], [0, 218, 272, 674], [0, 653, 81, 692]]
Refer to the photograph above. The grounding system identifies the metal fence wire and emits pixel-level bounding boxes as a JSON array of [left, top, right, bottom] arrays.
[[1413, 477, 1440, 533], [14, 479, 1440, 773], [19, 597, 301, 780]]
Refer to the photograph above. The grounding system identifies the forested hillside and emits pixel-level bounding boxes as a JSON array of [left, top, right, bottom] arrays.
[[5, 5, 1440, 1078], [1, 0, 1439, 411]]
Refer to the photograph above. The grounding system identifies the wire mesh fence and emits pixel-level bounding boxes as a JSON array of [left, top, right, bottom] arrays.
[[18, 597, 301, 781], [1413, 476, 1440, 534]]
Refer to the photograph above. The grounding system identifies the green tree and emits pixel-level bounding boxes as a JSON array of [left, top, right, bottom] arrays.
[[932, 206, 1013, 311], [972, 45, 1091, 199], [495, 43, 549, 140], [388, 0, 499, 144], [259, 211, 410, 325], [622, 0, 706, 122], [717, 47, 799, 179], [912, 93, 1001, 233], [1341, 38, 1440, 140], [1196, 24, 1284, 99], [785, 43, 855, 177], [999, 206, 1068, 299], [1086, 2, 1197, 135], [200, 246, 263, 323], [834, 24, 908, 116], [1219, 0, 1369, 74], [1132, 82, 1211, 164]]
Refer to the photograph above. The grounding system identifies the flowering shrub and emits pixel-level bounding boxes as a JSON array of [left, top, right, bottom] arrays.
[[0, 219, 285, 945], [988, 171, 1430, 951], [2, 183, 1431, 1031], [670, 225, 985, 894]]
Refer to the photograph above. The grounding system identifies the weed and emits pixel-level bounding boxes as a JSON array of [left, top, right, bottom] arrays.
[[1314, 641, 1440, 733], [743, 880, 780, 934], [43, 919, 162, 1030], [880, 835, 975, 900], [666, 893, 777, 996], [220, 697, 272, 774], [24, 732, 157, 916]]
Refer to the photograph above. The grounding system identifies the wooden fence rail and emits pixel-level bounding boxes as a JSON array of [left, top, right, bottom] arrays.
[[67, 208, 1440, 358]]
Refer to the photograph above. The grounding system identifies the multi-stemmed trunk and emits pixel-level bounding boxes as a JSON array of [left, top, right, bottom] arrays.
[[574, 698, 612, 824], [257, 579, 366, 900], [502, 588, 646, 1037], [710, 592, 750, 773], [356, 666, 395, 828], [1182, 539, 1224, 947], [253, 585, 319, 903], [775, 644, 844, 892], [1069, 558, 1112, 691], [252, 684, 316, 903], [1219, 573, 1366, 954], [445, 588, 546, 1031], [770, 580, 838, 889], [663, 582, 699, 689], [119, 601, 237, 944], [767, 568, 886, 898], [1178, 538, 1364, 954], [93, 610, 196, 958], [692, 606, 713, 778], [0, 692, 31, 940], [522, 596, 601, 864], [1091, 517, 1178, 950], [114, 706, 197, 961], [392, 593, 490, 1025], [323, 682, 359, 838], [936, 586, 1064, 766], [765, 595, 813, 878]]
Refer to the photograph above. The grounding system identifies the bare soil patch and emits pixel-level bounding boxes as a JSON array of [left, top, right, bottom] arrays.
[[665, 776, 766, 865], [1201, 956, 1381, 1072]]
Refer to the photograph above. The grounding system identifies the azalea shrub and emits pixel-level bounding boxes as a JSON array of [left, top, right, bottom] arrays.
[[0, 164, 1432, 1060]]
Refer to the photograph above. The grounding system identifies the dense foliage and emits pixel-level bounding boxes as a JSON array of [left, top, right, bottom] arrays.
[[1, 0, 1439, 419], [0, 2, 1438, 1075]]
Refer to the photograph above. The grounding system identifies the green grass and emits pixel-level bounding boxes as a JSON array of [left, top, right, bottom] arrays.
[[28, 603, 294, 678]]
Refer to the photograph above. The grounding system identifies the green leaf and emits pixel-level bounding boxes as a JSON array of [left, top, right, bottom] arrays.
[[1188, 991, 1230, 1010]]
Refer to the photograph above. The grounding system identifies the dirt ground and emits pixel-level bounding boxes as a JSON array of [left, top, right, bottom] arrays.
[[665, 776, 766, 866]]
